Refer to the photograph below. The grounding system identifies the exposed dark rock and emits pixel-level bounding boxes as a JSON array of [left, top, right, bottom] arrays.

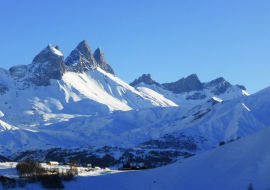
[[162, 78, 188, 94], [162, 74, 203, 94], [0, 83, 8, 95], [65, 40, 97, 73], [186, 92, 206, 100], [130, 74, 160, 87], [55, 45, 59, 50], [236, 84, 246, 91], [185, 74, 204, 92], [9, 45, 67, 87], [27, 44, 67, 86], [93, 47, 115, 75], [203, 77, 232, 95], [9, 65, 28, 80]]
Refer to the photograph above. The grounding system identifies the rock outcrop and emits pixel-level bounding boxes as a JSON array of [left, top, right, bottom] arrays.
[[236, 84, 246, 91], [93, 47, 115, 75], [28, 44, 66, 86], [130, 74, 160, 87], [162, 74, 203, 94], [65, 40, 97, 73], [0, 83, 8, 95], [5, 40, 117, 88], [203, 77, 232, 95], [9, 44, 66, 87]]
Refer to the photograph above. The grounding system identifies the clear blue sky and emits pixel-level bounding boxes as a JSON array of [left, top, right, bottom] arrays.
[[0, 0, 269, 94]]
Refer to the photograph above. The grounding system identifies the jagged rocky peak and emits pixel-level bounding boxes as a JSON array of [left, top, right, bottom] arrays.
[[76, 40, 95, 61], [9, 44, 67, 87], [93, 47, 115, 75], [162, 74, 203, 94], [203, 77, 233, 95], [130, 74, 160, 87], [29, 44, 66, 85], [32, 44, 63, 64], [65, 40, 97, 73]]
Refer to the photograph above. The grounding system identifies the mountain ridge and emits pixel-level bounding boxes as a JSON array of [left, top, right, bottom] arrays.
[[130, 73, 246, 94], [0, 40, 267, 169]]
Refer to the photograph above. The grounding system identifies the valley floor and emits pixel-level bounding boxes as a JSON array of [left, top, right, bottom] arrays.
[[1, 126, 270, 190]]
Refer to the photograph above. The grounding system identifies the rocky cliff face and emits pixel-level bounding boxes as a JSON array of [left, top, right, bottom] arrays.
[[9, 44, 66, 87], [162, 74, 203, 94], [130, 74, 160, 87], [203, 77, 233, 95], [93, 47, 115, 75], [1, 40, 116, 90], [65, 40, 97, 73], [28, 44, 66, 86]]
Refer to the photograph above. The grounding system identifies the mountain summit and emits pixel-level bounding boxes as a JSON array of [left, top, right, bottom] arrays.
[[130, 74, 160, 87], [93, 47, 115, 75], [9, 44, 66, 87], [65, 40, 97, 73]]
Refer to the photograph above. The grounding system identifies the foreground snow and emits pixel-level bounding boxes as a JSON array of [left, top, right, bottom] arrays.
[[65, 126, 270, 190], [1, 125, 270, 189]]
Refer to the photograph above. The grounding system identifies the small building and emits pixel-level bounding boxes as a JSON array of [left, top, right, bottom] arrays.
[[47, 161, 59, 165]]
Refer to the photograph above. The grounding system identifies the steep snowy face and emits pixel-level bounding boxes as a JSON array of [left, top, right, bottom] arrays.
[[65, 40, 97, 73], [93, 47, 115, 75], [9, 44, 66, 87], [130, 74, 160, 87]]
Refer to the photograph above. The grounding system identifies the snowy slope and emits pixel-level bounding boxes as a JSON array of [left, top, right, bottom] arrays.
[[2, 126, 270, 189], [0, 86, 269, 158], [63, 125, 270, 190]]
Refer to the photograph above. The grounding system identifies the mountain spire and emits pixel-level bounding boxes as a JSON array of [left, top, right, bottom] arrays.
[[65, 40, 97, 73], [27, 44, 66, 86], [93, 47, 115, 75]]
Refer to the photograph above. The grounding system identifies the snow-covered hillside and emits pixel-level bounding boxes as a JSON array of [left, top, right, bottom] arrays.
[[68, 124, 270, 190], [2, 125, 270, 190], [1, 85, 269, 166], [0, 40, 269, 170]]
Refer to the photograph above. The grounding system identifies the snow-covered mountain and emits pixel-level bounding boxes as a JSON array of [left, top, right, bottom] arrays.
[[0, 40, 269, 167], [2, 85, 269, 168], [131, 73, 249, 106]]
